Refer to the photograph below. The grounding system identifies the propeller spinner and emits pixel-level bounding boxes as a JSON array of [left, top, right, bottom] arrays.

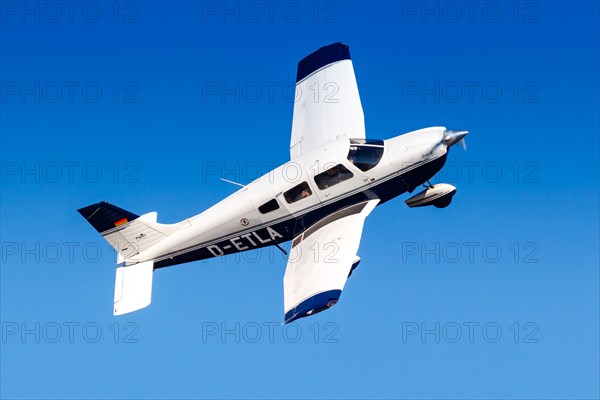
[[443, 129, 468, 150]]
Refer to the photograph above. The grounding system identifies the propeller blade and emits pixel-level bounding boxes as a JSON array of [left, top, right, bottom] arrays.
[[443, 130, 469, 149]]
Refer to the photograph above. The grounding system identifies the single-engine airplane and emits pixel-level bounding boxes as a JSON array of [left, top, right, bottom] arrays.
[[78, 43, 468, 323]]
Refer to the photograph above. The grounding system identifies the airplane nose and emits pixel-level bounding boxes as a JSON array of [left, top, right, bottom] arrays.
[[443, 130, 468, 149]]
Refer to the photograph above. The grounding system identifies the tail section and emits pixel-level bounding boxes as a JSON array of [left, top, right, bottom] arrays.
[[77, 201, 176, 259], [77, 201, 177, 315], [77, 201, 139, 234]]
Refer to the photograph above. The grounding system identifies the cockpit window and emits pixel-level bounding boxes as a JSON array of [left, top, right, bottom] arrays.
[[347, 140, 384, 172], [284, 181, 313, 204], [314, 164, 354, 190], [258, 199, 280, 214]]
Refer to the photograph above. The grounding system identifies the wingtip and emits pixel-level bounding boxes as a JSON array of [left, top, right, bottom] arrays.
[[296, 42, 351, 83], [284, 289, 342, 324]]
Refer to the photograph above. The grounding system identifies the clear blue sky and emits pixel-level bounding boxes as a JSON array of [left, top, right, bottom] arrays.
[[1, 1, 598, 399]]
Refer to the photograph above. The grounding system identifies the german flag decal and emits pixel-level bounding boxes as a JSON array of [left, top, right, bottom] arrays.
[[77, 202, 140, 234], [114, 218, 128, 227]]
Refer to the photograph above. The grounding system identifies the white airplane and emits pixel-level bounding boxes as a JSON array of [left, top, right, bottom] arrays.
[[79, 43, 467, 323]]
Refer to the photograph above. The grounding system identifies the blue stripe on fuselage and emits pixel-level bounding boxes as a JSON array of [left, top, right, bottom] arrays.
[[154, 153, 446, 269]]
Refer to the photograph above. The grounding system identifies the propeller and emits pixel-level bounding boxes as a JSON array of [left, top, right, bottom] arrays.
[[443, 130, 468, 151]]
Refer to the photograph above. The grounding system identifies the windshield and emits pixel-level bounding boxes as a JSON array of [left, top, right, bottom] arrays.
[[347, 140, 384, 171]]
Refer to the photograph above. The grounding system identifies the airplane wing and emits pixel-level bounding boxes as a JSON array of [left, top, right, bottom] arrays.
[[290, 42, 365, 159], [283, 199, 379, 323]]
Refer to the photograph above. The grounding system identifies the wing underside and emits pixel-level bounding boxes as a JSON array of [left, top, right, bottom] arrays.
[[283, 199, 378, 323]]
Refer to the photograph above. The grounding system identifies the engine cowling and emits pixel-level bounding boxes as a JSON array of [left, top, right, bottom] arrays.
[[405, 183, 457, 208]]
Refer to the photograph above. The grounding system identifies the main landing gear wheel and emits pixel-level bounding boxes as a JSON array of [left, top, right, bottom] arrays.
[[433, 197, 452, 208]]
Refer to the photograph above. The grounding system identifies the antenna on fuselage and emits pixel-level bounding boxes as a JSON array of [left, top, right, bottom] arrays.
[[219, 178, 248, 189], [274, 243, 288, 256]]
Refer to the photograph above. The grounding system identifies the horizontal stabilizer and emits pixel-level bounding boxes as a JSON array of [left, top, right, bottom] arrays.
[[114, 260, 154, 315]]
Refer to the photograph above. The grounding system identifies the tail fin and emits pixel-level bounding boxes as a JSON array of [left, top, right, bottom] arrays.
[[77, 201, 176, 259], [77, 201, 176, 315]]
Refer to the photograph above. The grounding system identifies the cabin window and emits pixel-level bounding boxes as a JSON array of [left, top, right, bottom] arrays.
[[284, 181, 313, 204], [314, 164, 354, 190], [347, 139, 384, 172], [258, 199, 280, 214]]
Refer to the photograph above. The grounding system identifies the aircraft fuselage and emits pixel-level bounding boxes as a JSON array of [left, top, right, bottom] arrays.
[[141, 126, 450, 269]]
